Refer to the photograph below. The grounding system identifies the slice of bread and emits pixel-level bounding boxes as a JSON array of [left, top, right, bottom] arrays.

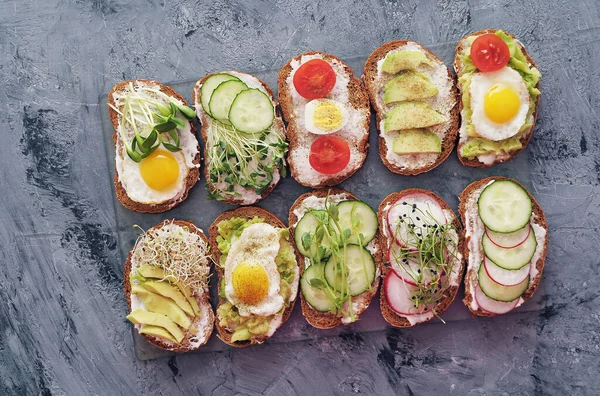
[[278, 52, 371, 187], [193, 72, 286, 205], [363, 41, 459, 175], [208, 207, 302, 347], [454, 29, 541, 167], [288, 188, 384, 329], [108, 80, 200, 213], [377, 189, 465, 327], [459, 176, 548, 316], [124, 219, 214, 352]]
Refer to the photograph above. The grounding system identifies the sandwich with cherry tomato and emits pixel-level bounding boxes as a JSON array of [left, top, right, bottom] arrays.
[[454, 30, 541, 167], [278, 53, 371, 187]]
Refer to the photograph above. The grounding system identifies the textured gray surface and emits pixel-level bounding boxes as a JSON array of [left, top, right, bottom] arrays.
[[1, 0, 599, 395]]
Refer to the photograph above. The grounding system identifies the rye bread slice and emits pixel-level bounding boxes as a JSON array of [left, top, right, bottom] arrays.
[[123, 219, 214, 352], [454, 29, 541, 168], [108, 80, 201, 213], [193, 72, 286, 206], [288, 188, 384, 329], [459, 176, 548, 317], [377, 189, 465, 327], [363, 41, 460, 176], [278, 52, 371, 188], [208, 207, 302, 347]]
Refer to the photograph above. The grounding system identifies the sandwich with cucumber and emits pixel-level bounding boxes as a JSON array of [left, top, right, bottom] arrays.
[[289, 188, 382, 328], [193, 72, 288, 205], [459, 176, 548, 316]]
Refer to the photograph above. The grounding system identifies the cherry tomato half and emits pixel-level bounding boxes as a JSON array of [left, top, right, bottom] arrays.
[[470, 34, 511, 72], [293, 59, 336, 100], [309, 135, 350, 174]]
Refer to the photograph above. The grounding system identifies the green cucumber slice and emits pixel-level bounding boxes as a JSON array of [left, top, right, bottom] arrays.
[[324, 244, 376, 296], [200, 74, 240, 117], [228, 88, 275, 134], [301, 264, 335, 312], [294, 210, 330, 257], [335, 200, 378, 246], [482, 231, 537, 270], [478, 263, 529, 302], [478, 180, 532, 233], [208, 80, 248, 124]]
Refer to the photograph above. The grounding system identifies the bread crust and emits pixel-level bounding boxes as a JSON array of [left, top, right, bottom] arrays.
[[288, 188, 384, 329], [362, 41, 460, 176], [207, 207, 302, 347], [454, 29, 541, 168], [108, 80, 201, 213], [458, 176, 548, 316], [377, 189, 465, 327], [123, 219, 214, 352], [278, 52, 371, 188]]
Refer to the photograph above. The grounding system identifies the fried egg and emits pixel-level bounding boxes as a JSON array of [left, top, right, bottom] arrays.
[[469, 67, 529, 141], [224, 223, 284, 317], [304, 99, 349, 135]]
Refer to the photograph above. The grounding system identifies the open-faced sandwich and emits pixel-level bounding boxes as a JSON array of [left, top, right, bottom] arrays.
[[289, 188, 382, 328], [460, 177, 548, 316], [278, 52, 371, 187], [454, 30, 541, 166], [124, 220, 214, 352], [193, 72, 288, 205], [363, 41, 459, 175], [108, 80, 200, 213], [378, 189, 464, 327], [209, 207, 301, 347]]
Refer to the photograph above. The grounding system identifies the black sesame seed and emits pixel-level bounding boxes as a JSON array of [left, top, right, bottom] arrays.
[[416, 216, 420, 221], [403, 202, 407, 205], [417, 269, 421, 273], [412, 203, 417, 209]]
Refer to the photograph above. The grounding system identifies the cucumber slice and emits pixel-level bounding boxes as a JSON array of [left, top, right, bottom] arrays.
[[294, 210, 331, 257], [478, 263, 529, 302], [208, 80, 248, 124], [200, 74, 240, 117], [482, 230, 536, 270], [324, 244, 376, 296], [229, 88, 274, 134], [301, 264, 335, 312], [478, 180, 532, 233], [335, 200, 378, 245]]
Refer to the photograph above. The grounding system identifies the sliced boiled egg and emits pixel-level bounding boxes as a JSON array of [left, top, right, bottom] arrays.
[[304, 99, 348, 135]]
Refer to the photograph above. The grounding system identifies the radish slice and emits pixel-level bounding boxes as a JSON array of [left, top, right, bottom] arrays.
[[474, 285, 518, 314], [484, 256, 530, 286], [383, 271, 429, 315], [485, 224, 531, 249], [388, 243, 443, 286]]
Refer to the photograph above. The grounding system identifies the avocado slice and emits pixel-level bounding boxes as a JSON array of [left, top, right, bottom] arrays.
[[381, 51, 432, 74], [384, 102, 446, 132], [392, 129, 442, 154], [384, 71, 438, 104], [137, 265, 172, 280], [460, 137, 522, 159], [231, 328, 252, 343], [176, 282, 202, 317], [126, 310, 185, 343], [132, 285, 192, 329], [141, 281, 195, 318], [139, 325, 178, 343]]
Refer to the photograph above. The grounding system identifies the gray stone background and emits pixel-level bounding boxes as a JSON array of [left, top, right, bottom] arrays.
[[1, 0, 599, 395]]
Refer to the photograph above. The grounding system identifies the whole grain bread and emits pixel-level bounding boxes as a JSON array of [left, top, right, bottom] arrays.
[[377, 189, 465, 327], [288, 188, 384, 329], [363, 41, 460, 176], [454, 29, 541, 168], [108, 80, 201, 213], [459, 176, 548, 317], [208, 206, 302, 347], [123, 219, 214, 352], [278, 52, 371, 188], [193, 72, 285, 206]]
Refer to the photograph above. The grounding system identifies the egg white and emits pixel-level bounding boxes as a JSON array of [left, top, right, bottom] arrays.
[[304, 99, 349, 135]]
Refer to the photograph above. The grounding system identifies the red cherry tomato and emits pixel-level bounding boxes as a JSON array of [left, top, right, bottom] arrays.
[[293, 59, 336, 100], [470, 34, 511, 72], [309, 135, 350, 174]]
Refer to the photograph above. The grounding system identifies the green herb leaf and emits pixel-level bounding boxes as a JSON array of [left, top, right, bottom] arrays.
[[140, 144, 159, 158], [155, 103, 172, 117], [162, 142, 182, 152], [301, 232, 312, 252], [171, 116, 185, 129], [343, 229, 352, 241], [126, 146, 142, 162], [169, 102, 178, 116], [175, 103, 197, 120], [309, 278, 327, 289], [328, 204, 339, 221], [154, 121, 177, 132], [141, 130, 158, 150], [168, 129, 180, 146]]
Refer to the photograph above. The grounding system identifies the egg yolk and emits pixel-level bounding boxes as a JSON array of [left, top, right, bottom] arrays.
[[140, 150, 180, 190], [313, 101, 344, 131], [232, 262, 269, 305], [484, 84, 521, 124]]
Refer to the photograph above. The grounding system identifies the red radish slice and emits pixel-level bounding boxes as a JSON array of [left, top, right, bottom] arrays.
[[485, 224, 531, 249], [383, 271, 429, 315], [474, 285, 518, 314], [484, 256, 530, 286]]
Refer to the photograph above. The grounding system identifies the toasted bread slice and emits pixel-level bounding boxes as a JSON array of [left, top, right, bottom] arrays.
[[363, 41, 459, 175], [454, 29, 541, 167], [193, 72, 286, 205], [278, 52, 371, 187], [208, 207, 302, 347], [459, 176, 548, 316], [377, 189, 464, 327], [288, 188, 383, 329], [124, 219, 214, 352], [108, 80, 200, 213]]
